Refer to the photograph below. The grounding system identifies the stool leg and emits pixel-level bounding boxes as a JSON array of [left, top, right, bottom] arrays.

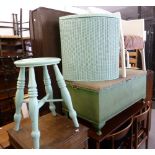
[[28, 67, 40, 149], [14, 67, 25, 131], [43, 66, 56, 116], [53, 64, 79, 128]]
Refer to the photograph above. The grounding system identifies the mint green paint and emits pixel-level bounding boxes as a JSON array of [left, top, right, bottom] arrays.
[[99, 75, 146, 124], [53, 64, 79, 128], [65, 72, 146, 131], [14, 58, 79, 149], [59, 14, 120, 81], [65, 85, 99, 125], [14, 67, 25, 131], [28, 67, 40, 149], [43, 66, 56, 116]]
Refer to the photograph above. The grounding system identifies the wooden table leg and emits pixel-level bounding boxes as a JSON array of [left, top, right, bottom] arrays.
[[96, 141, 100, 149]]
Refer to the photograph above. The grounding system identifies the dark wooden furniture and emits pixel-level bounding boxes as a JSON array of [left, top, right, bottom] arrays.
[[103, 118, 133, 149], [0, 57, 28, 126], [88, 101, 145, 149], [0, 57, 19, 126], [88, 70, 154, 149], [144, 19, 155, 100], [8, 114, 88, 149], [29, 7, 74, 114], [133, 105, 150, 149], [0, 9, 30, 126], [145, 70, 154, 131], [0, 8, 30, 58], [0, 36, 23, 57], [23, 37, 32, 57]]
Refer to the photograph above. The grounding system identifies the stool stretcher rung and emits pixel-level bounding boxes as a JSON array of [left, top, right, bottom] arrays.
[[38, 98, 63, 109], [38, 95, 49, 108], [47, 99, 63, 102]]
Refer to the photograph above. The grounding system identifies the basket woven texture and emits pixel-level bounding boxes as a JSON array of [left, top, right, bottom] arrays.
[[59, 14, 120, 81]]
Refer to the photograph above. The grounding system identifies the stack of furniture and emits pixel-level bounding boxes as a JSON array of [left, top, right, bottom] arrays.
[[59, 14, 147, 135], [0, 9, 30, 57], [0, 71, 153, 149], [0, 7, 149, 149], [0, 8, 31, 126], [88, 70, 153, 149]]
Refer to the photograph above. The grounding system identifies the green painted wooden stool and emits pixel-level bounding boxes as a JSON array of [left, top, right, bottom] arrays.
[[13, 57, 79, 149]]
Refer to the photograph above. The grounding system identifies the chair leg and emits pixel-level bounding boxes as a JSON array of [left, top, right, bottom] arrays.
[[43, 66, 56, 116], [139, 49, 146, 71], [14, 67, 25, 131], [119, 17, 126, 78], [145, 138, 148, 149], [53, 64, 79, 128], [28, 67, 40, 149]]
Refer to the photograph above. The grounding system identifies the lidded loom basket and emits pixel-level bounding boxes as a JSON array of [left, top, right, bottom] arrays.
[[59, 14, 120, 81]]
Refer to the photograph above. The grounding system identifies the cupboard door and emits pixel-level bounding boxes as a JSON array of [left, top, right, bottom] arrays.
[[30, 7, 74, 113]]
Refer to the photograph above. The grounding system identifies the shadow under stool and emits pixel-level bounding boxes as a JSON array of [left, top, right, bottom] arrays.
[[13, 57, 79, 149]]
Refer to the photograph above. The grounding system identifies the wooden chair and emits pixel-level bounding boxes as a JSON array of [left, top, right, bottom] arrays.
[[129, 50, 138, 68], [103, 118, 133, 149], [133, 105, 150, 149]]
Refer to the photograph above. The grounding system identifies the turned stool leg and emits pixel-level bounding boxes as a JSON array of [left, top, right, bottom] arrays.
[[28, 67, 40, 149], [43, 66, 56, 116], [14, 67, 25, 131], [53, 64, 79, 128]]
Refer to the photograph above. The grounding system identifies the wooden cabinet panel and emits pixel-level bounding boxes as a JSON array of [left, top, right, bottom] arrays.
[[30, 7, 74, 113]]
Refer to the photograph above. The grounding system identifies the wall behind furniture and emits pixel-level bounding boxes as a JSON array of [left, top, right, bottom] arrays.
[[0, 0, 90, 37]]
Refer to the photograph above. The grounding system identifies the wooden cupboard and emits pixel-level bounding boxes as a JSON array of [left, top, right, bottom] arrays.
[[29, 7, 74, 114]]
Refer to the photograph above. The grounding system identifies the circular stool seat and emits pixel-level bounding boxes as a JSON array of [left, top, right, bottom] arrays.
[[14, 57, 61, 67], [13, 57, 79, 149]]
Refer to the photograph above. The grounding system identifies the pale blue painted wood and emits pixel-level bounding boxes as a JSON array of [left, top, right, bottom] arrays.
[[14, 57, 79, 149], [43, 66, 56, 116], [14, 57, 61, 67], [53, 64, 79, 128], [28, 67, 40, 149], [14, 67, 25, 131]]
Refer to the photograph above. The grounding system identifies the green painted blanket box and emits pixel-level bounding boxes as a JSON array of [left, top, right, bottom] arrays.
[[63, 69, 146, 134]]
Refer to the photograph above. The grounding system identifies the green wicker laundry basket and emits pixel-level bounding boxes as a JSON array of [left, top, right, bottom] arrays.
[[59, 14, 120, 81]]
